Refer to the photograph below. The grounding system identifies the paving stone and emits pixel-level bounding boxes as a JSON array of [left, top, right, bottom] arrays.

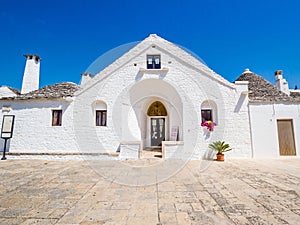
[[158, 202, 177, 212], [56, 202, 93, 224], [191, 202, 204, 212], [0, 217, 26, 225], [128, 203, 158, 218], [126, 216, 159, 225], [175, 202, 193, 212], [159, 212, 178, 224], [226, 215, 251, 225], [110, 201, 132, 210], [47, 208, 69, 219], [20, 218, 58, 225], [189, 210, 233, 225], [246, 215, 270, 225], [0, 159, 300, 224], [176, 212, 191, 225]]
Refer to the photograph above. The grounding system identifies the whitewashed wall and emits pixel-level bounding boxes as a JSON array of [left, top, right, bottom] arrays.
[[0, 99, 78, 153], [249, 103, 300, 158]]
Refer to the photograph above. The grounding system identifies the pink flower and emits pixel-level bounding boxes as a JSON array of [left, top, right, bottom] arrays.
[[201, 120, 217, 132]]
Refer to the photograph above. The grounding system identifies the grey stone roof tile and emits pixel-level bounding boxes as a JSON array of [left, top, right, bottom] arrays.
[[236, 72, 300, 102], [290, 91, 300, 98], [0, 82, 79, 100], [7, 87, 21, 95]]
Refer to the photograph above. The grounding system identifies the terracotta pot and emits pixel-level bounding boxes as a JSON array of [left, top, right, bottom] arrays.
[[216, 153, 224, 161]]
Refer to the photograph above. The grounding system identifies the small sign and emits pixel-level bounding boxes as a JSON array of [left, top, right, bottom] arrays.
[[1, 115, 15, 139], [170, 126, 178, 141]]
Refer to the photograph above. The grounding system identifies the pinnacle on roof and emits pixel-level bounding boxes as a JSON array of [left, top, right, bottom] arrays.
[[242, 68, 252, 74]]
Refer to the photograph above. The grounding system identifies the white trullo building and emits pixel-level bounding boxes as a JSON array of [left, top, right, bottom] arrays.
[[0, 34, 299, 159]]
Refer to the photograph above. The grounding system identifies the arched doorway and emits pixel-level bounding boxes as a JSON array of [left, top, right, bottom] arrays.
[[147, 101, 168, 147], [128, 78, 183, 149]]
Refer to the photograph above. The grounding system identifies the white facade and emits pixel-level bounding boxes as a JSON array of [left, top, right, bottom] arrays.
[[0, 34, 299, 159], [0, 99, 78, 153], [249, 103, 300, 158]]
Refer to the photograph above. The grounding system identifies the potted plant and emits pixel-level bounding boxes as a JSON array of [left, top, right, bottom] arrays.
[[209, 141, 232, 161]]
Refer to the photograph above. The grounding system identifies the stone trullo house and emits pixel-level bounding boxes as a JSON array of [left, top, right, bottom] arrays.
[[0, 34, 299, 159]]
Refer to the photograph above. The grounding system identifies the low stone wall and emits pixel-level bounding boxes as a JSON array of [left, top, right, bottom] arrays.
[[119, 141, 141, 159], [162, 141, 186, 159]]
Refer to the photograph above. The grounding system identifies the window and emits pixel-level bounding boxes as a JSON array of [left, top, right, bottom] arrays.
[[201, 109, 212, 123], [93, 100, 107, 126], [147, 101, 167, 116], [96, 110, 107, 126], [147, 55, 161, 69], [52, 110, 62, 126], [201, 100, 218, 124]]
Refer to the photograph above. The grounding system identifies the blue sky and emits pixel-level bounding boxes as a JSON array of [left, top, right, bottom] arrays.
[[1, 0, 300, 89]]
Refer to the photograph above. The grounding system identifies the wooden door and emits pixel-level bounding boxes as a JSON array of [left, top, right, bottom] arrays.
[[277, 119, 296, 156]]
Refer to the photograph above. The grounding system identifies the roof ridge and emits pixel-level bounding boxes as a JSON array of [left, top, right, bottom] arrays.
[[7, 86, 21, 95]]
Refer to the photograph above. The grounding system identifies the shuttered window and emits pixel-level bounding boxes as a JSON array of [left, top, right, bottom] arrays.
[[147, 55, 161, 69], [52, 110, 62, 126], [201, 109, 212, 123], [96, 110, 107, 126]]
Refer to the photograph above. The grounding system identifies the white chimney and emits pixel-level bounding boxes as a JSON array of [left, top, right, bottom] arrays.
[[21, 54, 40, 94], [80, 72, 93, 86], [275, 70, 290, 95]]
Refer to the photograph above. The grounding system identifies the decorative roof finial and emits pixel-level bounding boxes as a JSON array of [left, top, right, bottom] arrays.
[[243, 68, 252, 74]]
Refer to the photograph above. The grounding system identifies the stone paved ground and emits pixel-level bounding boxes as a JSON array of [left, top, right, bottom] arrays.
[[0, 158, 299, 225]]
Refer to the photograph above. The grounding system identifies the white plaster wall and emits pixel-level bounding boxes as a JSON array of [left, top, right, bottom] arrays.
[[249, 103, 300, 158], [0, 99, 78, 153], [220, 85, 252, 158], [0, 87, 17, 98]]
